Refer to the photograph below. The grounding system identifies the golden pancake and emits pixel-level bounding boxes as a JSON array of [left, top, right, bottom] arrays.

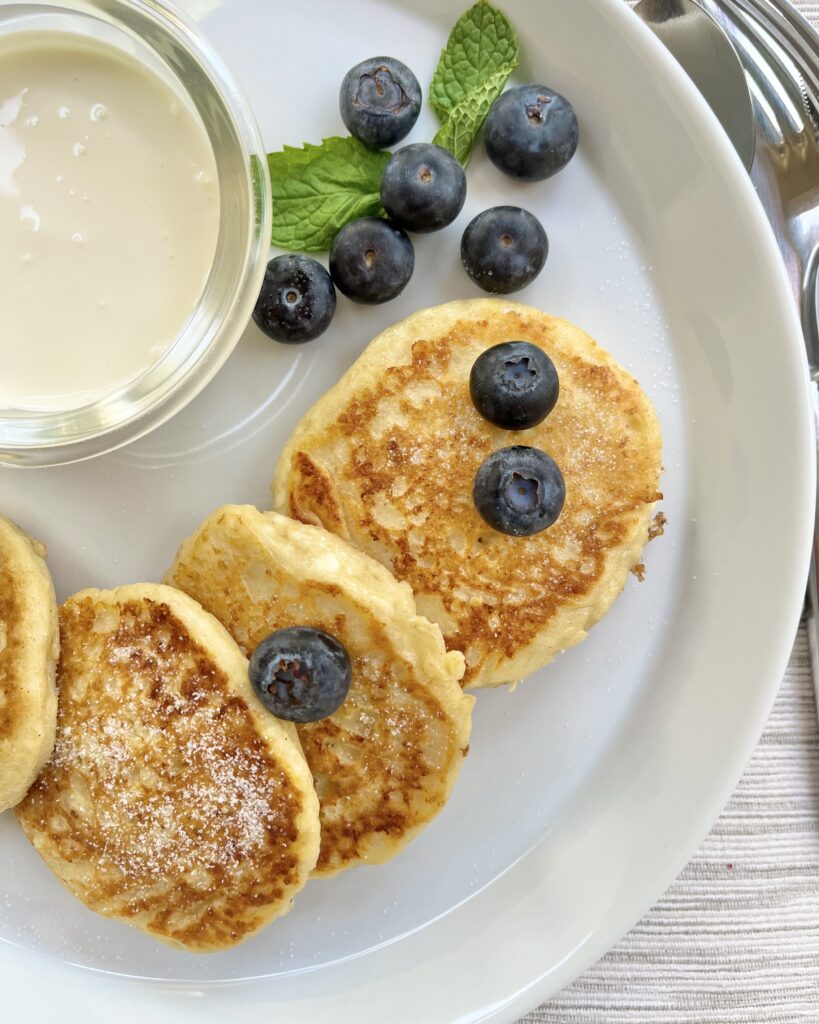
[[165, 506, 473, 877], [272, 299, 663, 688], [0, 515, 58, 813], [16, 583, 320, 951]]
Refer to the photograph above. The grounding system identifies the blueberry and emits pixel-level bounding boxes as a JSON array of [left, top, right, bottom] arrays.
[[339, 56, 422, 149], [484, 85, 579, 182], [461, 206, 548, 294], [473, 446, 565, 536], [470, 342, 559, 430], [380, 143, 466, 233], [249, 627, 352, 723], [330, 217, 414, 304], [252, 255, 336, 344]]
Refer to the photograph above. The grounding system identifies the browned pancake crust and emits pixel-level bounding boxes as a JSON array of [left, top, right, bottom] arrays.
[[17, 596, 307, 951], [277, 305, 662, 686]]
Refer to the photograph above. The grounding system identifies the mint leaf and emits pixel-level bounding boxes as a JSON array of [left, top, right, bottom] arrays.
[[267, 137, 391, 252], [430, 1, 519, 164], [433, 64, 513, 165]]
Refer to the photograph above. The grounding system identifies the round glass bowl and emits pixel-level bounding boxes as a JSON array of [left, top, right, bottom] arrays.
[[0, 0, 272, 467]]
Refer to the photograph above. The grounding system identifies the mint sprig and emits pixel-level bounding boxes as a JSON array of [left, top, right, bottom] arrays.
[[267, 137, 391, 253], [265, 2, 519, 250], [431, 0, 519, 165]]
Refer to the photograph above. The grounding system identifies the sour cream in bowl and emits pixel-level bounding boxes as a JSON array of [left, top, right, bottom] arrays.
[[0, 1, 271, 466]]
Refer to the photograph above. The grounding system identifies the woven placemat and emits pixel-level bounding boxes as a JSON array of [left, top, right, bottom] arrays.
[[519, 4, 819, 1019], [520, 623, 819, 1022], [793, 1, 819, 19]]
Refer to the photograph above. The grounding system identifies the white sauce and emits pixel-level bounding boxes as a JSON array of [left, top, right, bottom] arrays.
[[0, 32, 220, 411]]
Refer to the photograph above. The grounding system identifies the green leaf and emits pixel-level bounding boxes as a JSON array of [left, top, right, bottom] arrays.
[[430, 0, 519, 164], [432, 65, 514, 165], [267, 137, 391, 252]]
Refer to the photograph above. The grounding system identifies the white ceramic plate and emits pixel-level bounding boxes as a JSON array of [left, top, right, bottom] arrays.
[[0, 0, 813, 1020]]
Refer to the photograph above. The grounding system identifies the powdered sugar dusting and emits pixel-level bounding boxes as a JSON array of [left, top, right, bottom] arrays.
[[51, 699, 290, 881], [22, 597, 304, 907]]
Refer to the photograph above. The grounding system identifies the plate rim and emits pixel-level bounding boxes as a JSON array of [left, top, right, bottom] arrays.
[[0, 0, 814, 1019], [486, 0, 816, 1014]]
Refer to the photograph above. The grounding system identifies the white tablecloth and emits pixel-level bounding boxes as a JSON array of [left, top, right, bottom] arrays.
[[520, 3, 819, 1019]]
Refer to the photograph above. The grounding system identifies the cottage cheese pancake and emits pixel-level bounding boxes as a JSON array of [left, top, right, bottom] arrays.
[[0, 515, 58, 813], [0, 31, 219, 411], [16, 584, 320, 952], [165, 506, 473, 877], [272, 299, 663, 689]]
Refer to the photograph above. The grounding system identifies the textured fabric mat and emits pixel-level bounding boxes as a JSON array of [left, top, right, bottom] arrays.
[[519, 3, 819, 1018], [519, 623, 819, 1022]]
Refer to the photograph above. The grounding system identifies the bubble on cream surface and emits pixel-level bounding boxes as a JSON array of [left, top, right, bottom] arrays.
[[0, 31, 220, 412]]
